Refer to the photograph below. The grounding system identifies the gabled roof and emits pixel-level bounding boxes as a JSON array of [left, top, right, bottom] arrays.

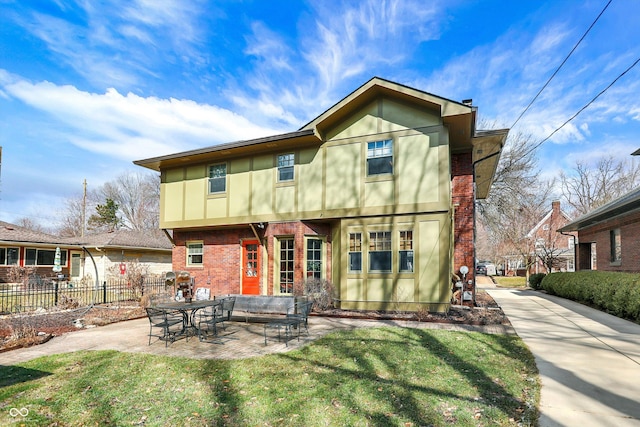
[[0, 221, 61, 246], [527, 206, 573, 238], [301, 77, 477, 147], [134, 77, 508, 198], [559, 186, 640, 232]]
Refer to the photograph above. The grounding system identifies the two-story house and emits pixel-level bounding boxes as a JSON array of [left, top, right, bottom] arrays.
[[527, 201, 575, 274], [134, 77, 508, 312]]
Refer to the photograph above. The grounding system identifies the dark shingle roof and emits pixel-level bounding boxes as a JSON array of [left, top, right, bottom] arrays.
[[0, 221, 61, 245], [65, 229, 173, 251], [559, 186, 640, 232]]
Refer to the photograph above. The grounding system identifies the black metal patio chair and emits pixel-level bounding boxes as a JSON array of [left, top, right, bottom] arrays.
[[197, 303, 226, 341], [146, 307, 185, 347], [286, 301, 313, 333], [219, 296, 236, 322]]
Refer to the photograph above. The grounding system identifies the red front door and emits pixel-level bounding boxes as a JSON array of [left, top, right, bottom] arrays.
[[242, 240, 260, 295]]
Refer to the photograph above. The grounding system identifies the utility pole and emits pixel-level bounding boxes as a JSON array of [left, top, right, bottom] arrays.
[[82, 179, 87, 238]]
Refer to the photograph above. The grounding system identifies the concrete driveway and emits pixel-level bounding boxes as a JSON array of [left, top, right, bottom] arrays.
[[484, 283, 640, 427]]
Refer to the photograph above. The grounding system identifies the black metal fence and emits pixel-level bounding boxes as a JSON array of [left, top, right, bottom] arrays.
[[0, 276, 170, 314]]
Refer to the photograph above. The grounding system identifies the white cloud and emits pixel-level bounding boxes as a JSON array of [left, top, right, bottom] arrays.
[[2, 75, 281, 162], [231, 0, 445, 127]]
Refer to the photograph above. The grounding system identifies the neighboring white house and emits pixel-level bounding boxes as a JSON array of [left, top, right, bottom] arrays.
[[0, 221, 172, 284]]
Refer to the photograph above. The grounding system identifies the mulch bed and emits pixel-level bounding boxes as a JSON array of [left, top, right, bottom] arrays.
[[0, 290, 507, 353]]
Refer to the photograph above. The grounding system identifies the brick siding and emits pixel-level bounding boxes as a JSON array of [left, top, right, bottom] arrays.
[[577, 210, 640, 272], [451, 152, 475, 301], [173, 221, 332, 296]]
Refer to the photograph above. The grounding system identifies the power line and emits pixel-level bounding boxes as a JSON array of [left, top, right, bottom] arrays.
[[523, 55, 640, 158], [477, 54, 640, 191], [510, 0, 613, 129]]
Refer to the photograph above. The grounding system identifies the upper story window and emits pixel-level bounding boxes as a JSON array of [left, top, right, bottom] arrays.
[[367, 139, 393, 176], [0, 247, 19, 265], [610, 228, 621, 263], [25, 248, 67, 266], [187, 242, 204, 266], [278, 153, 295, 182], [208, 164, 227, 193]]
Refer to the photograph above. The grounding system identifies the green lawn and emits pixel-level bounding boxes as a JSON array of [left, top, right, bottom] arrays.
[[1, 328, 539, 426], [493, 276, 528, 288]]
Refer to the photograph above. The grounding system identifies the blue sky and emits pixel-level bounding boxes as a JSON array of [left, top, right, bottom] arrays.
[[1, 0, 639, 228]]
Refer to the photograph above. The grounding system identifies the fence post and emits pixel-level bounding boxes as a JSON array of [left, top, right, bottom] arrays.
[[103, 281, 107, 304], [54, 280, 59, 306]]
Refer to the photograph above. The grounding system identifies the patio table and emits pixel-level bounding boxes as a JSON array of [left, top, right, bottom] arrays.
[[155, 299, 221, 337]]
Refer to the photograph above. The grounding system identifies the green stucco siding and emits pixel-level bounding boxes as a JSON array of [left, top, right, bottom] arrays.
[[325, 143, 361, 210], [163, 182, 184, 222], [298, 147, 323, 212], [251, 155, 273, 216], [184, 179, 205, 220], [228, 159, 252, 217], [396, 133, 441, 206], [417, 218, 446, 303]]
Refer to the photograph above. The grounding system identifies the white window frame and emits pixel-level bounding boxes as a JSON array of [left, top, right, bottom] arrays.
[[208, 163, 227, 194], [399, 230, 414, 273], [277, 153, 295, 182], [366, 139, 393, 176], [187, 241, 204, 266], [305, 237, 325, 279], [348, 232, 362, 273], [368, 231, 392, 272]]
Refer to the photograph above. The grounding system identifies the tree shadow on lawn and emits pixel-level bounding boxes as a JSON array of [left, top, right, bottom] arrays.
[[0, 365, 51, 388], [277, 327, 537, 426]]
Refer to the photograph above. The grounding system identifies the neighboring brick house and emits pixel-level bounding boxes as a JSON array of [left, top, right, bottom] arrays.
[[559, 186, 640, 272], [527, 201, 575, 274], [135, 77, 508, 312], [0, 221, 172, 283]]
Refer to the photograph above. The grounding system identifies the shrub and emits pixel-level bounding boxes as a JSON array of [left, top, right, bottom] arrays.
[[529, 273, 546, 290], [295, 278, 335, 311], [542, 271, 640, 323]]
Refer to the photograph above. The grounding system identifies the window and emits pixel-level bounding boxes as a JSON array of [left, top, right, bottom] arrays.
[[0, 247, 18, 265], [25, 248, 67, 266], [348, 233, 362, 272], [610, 228, 621, 263], [278, 153, 294, 182], [187, 242, 203, 266], [306, 238, 322, 278], [399, 231, 414, 272], [369, 231, 392, 272], [279, 238, 295, 293], [208, 164, 226, 193], [367, 139, 393, 176]]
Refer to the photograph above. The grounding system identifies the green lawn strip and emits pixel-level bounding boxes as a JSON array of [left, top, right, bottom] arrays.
[[494, 276, 527, 288], [0, 327, 539, 426]]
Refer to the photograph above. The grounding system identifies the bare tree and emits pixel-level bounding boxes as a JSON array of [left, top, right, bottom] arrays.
[[99, 172, 160, 230], [55, 171, 159, 236], [57, 192, 99, 237], [477, 131, 554, 280], [561, 156, 640, 217], [14, 217, 48, 233]]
